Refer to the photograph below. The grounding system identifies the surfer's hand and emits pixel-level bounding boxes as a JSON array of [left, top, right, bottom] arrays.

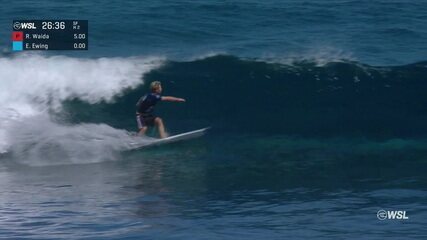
[[178, 98, 186, 102]]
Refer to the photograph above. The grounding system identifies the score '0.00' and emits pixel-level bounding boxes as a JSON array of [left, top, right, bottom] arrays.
[[73, 43, 86, 49]]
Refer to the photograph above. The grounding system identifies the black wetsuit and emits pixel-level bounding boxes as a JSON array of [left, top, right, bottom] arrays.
[[136, 93, 162, 129]]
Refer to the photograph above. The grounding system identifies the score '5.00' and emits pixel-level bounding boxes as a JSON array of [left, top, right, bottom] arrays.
[[74, 33, 86, 39]]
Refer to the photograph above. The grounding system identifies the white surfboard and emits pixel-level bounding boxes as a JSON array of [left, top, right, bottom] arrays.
[[129, 127, 210, 149]]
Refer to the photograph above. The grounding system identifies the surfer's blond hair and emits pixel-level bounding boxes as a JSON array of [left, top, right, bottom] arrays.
[[150, 81, 162, 92]]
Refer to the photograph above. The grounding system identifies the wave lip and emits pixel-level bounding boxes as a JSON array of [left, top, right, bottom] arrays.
[[0, 53, 163, 110]]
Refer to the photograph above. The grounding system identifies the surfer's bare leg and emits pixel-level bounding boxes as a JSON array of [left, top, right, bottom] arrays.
[[155, 117, 168, 139], [138, 127, 147, 136]]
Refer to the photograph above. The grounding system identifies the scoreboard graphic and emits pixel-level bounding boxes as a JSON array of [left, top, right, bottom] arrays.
[[12, 20, 88, 51]]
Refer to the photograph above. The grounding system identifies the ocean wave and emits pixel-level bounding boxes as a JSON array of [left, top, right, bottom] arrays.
[[1, 53, 427, 164]]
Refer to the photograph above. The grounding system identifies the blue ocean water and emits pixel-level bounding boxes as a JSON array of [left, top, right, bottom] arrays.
[[0, 0, 427, 239], [2, 0, 427, 65]]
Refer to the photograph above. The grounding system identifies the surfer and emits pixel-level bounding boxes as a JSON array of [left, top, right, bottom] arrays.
[[136, 81, 186, 138]]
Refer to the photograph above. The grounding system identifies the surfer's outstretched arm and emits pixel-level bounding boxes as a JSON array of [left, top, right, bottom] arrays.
[[161, 96, 186, 102]]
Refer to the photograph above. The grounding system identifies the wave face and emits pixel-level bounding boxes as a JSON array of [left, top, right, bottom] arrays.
[[63, 55, 427, 138]]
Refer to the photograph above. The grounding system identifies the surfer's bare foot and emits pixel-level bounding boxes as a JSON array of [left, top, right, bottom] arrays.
[[159, 131, 169, 139]]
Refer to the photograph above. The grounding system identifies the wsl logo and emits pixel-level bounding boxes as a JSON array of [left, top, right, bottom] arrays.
[[377, 210, 409, 220], [13, 21, 37, 30]]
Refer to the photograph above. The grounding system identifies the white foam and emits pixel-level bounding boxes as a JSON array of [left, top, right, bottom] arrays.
[[6, 114, 155, 166], [0, 53, 163, 160]]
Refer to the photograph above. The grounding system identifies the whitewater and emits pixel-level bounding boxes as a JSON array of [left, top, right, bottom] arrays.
[[0, 53, 163, 164]]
